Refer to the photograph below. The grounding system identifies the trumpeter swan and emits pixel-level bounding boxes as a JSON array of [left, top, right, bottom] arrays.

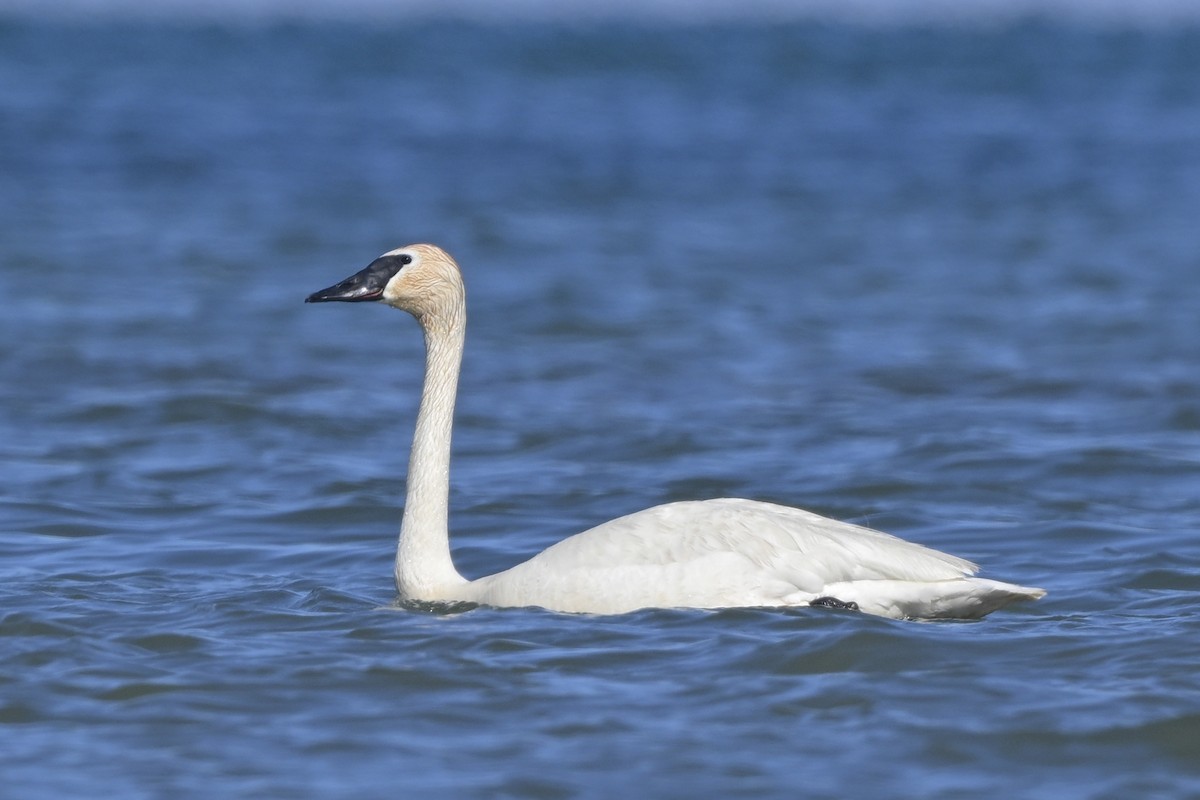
[[306, 244, 1045, 620]]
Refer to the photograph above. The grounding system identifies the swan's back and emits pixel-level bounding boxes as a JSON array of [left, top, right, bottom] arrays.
[[463, 498, 1042, 618]]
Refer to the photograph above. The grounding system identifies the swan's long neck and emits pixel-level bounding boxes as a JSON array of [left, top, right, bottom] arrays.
[[395, 301, 469, 600]]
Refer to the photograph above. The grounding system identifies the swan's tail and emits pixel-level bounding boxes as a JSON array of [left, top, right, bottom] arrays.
[[948, 577, 1046, 619], [820, 577, 1046, 621]]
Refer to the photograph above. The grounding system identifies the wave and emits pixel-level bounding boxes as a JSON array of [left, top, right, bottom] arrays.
[[4, 0, 1200, 28]]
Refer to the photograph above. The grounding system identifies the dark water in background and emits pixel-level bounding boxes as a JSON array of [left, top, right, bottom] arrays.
[[2, 11, 1200, 799]]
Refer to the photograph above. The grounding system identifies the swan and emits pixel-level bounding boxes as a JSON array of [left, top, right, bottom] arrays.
[[306, 244, 1045, 620]]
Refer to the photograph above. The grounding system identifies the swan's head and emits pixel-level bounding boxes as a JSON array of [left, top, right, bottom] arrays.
[[305, 243, 464, 324]]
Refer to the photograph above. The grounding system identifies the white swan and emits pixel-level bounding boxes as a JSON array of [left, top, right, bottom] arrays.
[[306, 244, 1045, 620]]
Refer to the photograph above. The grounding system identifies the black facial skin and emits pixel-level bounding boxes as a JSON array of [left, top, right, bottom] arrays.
[[305, 254, 413, 303]]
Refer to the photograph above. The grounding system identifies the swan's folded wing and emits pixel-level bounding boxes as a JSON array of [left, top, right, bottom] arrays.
[[467, 498, 982, 612]]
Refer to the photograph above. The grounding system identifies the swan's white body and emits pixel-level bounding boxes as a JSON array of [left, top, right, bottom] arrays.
[[307, 244, 1045, 620]]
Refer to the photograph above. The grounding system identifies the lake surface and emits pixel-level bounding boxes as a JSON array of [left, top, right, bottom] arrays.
[[2, 10, 1199, 799]]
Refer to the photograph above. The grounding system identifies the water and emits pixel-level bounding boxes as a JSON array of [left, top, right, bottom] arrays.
[[3, 11, 1200, 799]]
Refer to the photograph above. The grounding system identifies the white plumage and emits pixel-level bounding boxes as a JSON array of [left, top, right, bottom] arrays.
[[307, 244, 1045, 620]]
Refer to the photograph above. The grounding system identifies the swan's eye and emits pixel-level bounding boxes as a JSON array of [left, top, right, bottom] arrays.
[[399, 254, 413, 266]]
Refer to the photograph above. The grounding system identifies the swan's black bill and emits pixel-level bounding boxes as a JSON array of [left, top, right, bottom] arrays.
[[305, 256, 405, 303]]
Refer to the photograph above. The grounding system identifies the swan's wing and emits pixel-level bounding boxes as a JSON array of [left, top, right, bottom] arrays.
[[540, 498, 976, 580], [468, 498, 983, 613]]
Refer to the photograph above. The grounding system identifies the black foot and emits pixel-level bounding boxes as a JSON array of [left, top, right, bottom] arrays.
[[811, 596, 859, 612]]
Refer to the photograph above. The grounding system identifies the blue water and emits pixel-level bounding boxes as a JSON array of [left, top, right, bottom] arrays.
[[3, 11, 1200, 799]]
